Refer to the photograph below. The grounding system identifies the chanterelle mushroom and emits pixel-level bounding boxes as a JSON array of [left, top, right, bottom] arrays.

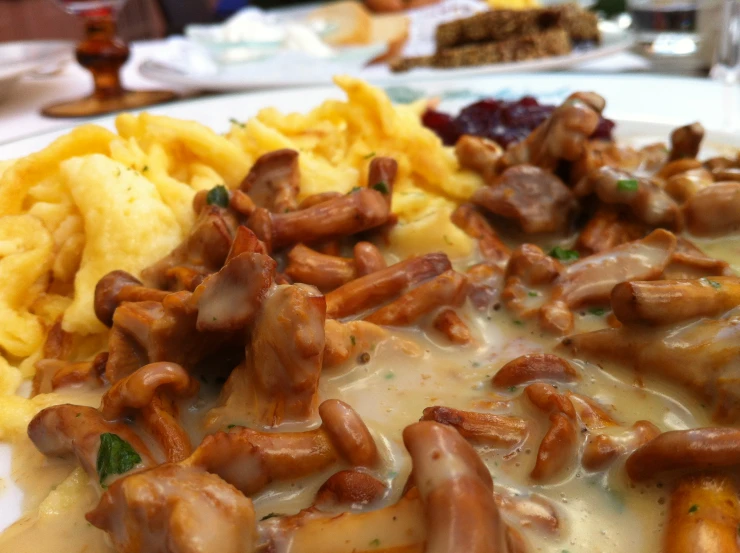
[[403, 421, 514, 553], [86, 464, 257, 553], [472, 165, 577, 234], [189, 399, 378, 495], [28, 404, 154, 483], [213, 283, 326, 427]]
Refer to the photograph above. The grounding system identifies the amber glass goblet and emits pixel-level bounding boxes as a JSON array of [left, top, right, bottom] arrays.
[[43, 0, 176, 118]]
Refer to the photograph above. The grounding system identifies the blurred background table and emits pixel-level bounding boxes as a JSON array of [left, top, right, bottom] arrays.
[[0, 0, 732, 145]]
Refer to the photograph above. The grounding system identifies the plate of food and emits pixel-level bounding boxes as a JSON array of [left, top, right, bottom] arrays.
[[0, 72, 739, 553], [138, 1, 634, 91]]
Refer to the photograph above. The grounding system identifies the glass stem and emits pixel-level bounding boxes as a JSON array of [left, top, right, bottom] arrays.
[[76, 17, 130, 100]]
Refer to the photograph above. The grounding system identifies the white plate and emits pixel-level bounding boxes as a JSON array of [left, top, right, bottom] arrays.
[[0, 41, 73, 102], [138, 23, 634, 92], [0, 72, 739, 533], [1, 73, 738, 156]]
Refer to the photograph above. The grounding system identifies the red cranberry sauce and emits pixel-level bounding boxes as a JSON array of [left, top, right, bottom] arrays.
[[422, 96, 615, 148]]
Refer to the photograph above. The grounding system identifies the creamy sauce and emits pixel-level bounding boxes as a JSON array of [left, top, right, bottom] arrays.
[[0, 228, 738, 553]]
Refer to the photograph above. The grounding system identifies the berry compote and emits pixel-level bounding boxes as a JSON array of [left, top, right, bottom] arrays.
[[422, 96, 615, 148]]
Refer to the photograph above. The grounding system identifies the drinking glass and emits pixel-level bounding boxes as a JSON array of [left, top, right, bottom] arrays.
[[43, 0, 175, 118], [711, 0, 740, 82], [627, 0, 722, 73]]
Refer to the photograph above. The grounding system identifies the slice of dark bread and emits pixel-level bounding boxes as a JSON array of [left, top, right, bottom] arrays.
[[391, 28, 572, 72], [435, 3, 599, 51], [435, 7, 563, 50], [560, 3, 600, 43]]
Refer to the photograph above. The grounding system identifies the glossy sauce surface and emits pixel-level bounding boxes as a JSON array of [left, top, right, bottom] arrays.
[[1, 229, 734, 553]]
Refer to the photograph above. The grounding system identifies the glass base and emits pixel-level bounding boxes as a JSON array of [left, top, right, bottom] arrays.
[[41, 89, 177, 118]]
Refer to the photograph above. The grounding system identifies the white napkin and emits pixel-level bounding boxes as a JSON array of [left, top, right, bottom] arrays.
[[184, 7, 336, 62], [402, 0, 489, 57], [147, 37, 219, 76]]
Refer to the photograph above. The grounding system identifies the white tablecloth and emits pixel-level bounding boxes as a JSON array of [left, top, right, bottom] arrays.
[[0, 40, 651, 146]]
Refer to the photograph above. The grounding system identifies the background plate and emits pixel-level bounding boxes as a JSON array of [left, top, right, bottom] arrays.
[[138, 23, 633, 91]]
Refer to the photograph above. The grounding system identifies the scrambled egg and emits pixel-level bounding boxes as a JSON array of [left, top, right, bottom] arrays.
[[0, 76, 482, 422], [227, 75, 482, 258]]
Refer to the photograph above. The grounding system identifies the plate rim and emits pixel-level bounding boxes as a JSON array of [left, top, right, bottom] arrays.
[[0, 71, 734, 152]]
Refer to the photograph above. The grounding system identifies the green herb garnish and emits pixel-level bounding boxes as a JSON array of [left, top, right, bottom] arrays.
[[688, 504, 699, 514], [549, 246, 580, 262], [364, 152, 376, 159], [369, 538, 381, 547], [206, 185, 230, 208], [513, 320, 523, 326], [373, 181, 389, 194], [617, 178, 639, 191], [260, 513, 280, 520], [227, 424, 236, 429], [528, 291, 539, 297], [350, 335, 356, 346], [509, 386, 517, 392], [229, 118, 245, 128], [705, 279, 721, 289], [97, 433, 141, 487], [348, 186, 362, 194], [589, 307, 606, 316], [385, 372, 395, 380]]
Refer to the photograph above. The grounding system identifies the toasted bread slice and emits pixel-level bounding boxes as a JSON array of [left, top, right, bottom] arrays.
[[391, 27, 571, 72]]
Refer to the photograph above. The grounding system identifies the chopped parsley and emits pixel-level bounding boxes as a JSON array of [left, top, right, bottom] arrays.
[[142, 165, 149, 172], [350, 335, 356, 346], [528, 291, 539, 297], [688, 504, 699, 514], [348, 186, 362, 194], [75, 413, 81, 418], [227, 424, 236, 429], [363, 152, 376, 159], [616, 178, 639, 192], [229, 117, 245, 128], [509, 386, 517, 392], [372, 181, 389, 194], [97, 433, 141, 487], [260, 513, 280, 520], [513, 320, 523, 326], [589, 307, 606, 316], [549, 246, 580, 262], [369, 538, 381, 547], [705, 279, 721, 289], [206, 185, 230, 208], [385, 372, 395, 380]]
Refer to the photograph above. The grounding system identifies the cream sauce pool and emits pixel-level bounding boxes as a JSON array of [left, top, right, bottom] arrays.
[[0, 235, 738, 553]]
